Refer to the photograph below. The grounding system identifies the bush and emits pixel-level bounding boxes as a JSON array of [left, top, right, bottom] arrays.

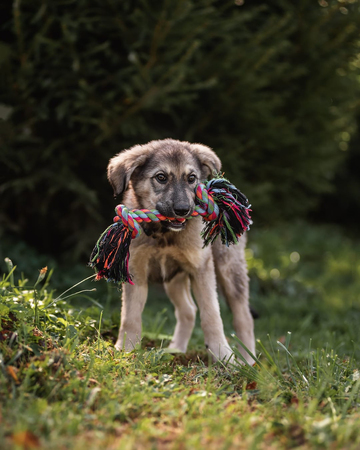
[[0, 0, 359, 259]]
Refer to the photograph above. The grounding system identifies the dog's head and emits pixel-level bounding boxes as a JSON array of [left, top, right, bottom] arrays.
[[107, 139, 221, 232]]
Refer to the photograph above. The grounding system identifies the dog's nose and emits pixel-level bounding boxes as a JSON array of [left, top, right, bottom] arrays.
[[173, 204, 190, 217]]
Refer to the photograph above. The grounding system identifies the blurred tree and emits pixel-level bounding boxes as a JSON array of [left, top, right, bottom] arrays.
[[0, 0, 359, 259], [312, 114, 360, 228]]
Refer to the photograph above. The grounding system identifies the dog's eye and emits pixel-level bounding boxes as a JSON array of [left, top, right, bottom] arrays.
[[155, 173, 167, 184], [188, 174, 196, 184]]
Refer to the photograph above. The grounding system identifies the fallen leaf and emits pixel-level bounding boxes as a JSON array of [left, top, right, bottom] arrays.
[[246, 381, 257, 390], [7, 366, 19, 383], [32, 327, 44, 338], [11, 430, 40, 448], [0, 330, 11, 341]]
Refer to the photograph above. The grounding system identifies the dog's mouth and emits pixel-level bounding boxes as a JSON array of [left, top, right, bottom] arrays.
[[163, 219, 187, 232]]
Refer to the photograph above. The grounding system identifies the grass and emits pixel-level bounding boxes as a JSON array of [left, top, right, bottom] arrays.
[[1, 222, 360, 449]]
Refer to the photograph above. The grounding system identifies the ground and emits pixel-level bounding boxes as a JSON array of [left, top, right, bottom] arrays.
[[1, 222, 360, 449]]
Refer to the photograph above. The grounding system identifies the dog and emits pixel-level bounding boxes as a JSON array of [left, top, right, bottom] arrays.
[[107, 139, 255, 364]]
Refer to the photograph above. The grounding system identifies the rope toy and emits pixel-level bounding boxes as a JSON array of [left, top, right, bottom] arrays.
[[89, 176, 252, 284]]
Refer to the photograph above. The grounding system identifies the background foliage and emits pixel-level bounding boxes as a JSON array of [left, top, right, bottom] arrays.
[[1, 0, 360, 260]]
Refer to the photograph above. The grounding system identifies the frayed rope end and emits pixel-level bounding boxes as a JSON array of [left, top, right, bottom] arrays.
[[89, 222, 134, 285], [200, 177, 252, 247]]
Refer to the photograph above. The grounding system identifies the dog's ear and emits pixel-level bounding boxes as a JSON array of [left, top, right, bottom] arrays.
[[190, 143, 222, 178], [107, 145, 148, 197]]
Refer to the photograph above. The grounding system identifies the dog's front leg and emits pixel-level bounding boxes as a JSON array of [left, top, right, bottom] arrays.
[[115, 282, 148, 351], [191, 257, 233, 362]]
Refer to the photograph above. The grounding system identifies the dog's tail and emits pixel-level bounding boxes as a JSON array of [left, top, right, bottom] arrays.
[[250, 306, 260, 319]]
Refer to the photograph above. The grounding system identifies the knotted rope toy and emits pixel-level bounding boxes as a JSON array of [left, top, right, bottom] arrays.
[[89, 176, 252, 285]]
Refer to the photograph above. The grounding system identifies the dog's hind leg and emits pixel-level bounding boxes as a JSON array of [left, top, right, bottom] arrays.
[[212, 239, 255, 365], [164, 272, 197, 353]]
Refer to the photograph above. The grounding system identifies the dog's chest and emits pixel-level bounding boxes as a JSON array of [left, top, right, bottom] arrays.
[[146, 239, 203, 283], [148, 252, 183, 283], [131, 219, 206, 283]]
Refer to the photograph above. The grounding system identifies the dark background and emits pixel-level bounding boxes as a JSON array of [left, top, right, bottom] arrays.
[[1, 0, 359, 267]]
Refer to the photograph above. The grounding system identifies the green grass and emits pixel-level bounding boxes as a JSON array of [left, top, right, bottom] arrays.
[[1, 222, 360, 449]]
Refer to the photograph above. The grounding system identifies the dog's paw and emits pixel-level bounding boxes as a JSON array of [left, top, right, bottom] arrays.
[[114, 340, 122, 352], [206, 343, 235, 365], [168, 341, 187, 353], [114, 335, 141, 352]]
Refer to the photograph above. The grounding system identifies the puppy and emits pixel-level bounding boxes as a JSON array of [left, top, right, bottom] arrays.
[[107, 139, 255, 364]]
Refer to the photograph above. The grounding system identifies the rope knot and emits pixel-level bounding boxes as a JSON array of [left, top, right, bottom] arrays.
[[194, 183, 219, 221]]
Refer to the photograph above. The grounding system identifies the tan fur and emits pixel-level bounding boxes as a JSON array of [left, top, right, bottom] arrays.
[[107, 139, 255, 364]]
